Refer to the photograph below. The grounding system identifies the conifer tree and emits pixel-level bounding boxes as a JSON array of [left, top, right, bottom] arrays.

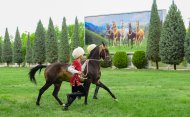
[[71, 17, 80, 51], [46, 18, 58, 63], [33, 20, 46, 64], [25, 33, 33, 67], [185, 22, 190, 63], [59, 17, 70, 63], [146, 0, 161, 69], [13, 27, 23, 67], [159, 1, 186, 70], [2, 28, 12, 66]]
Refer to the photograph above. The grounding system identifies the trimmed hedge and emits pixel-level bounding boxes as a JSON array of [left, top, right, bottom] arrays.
[[101, 59, 112, 68], [132, 51, 147, 69], [113, 51, 128, 68]]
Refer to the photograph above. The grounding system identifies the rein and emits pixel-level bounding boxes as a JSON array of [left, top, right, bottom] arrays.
[[82, 59, 101, 77]]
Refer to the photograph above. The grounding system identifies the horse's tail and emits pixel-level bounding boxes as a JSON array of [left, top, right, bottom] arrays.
[[29, 64, 47, 84]]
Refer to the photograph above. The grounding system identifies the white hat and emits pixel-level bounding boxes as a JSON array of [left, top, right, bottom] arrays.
[[87, 44, 96, 53], [72, 47, 85, 59]]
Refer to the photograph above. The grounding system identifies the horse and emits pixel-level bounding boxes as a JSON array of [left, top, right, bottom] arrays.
[[136, 21, 144, 45], [120, 21, 128, 46], [112, 21, 120, 47], [105, 24, 114, 46], [29, 43, 117, 106], [127, 23, 136, 49]]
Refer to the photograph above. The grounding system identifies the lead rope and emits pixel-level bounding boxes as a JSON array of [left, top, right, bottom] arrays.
[[82, 59, 101, 77]]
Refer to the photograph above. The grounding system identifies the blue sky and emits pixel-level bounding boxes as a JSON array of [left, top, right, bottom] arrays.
[[0, 0, 189, 37]]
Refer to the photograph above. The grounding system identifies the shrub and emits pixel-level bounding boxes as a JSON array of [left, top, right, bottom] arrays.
[[132, 51, 147, 69], [113, 51, 128, 68], [101, 59, 112, 68]]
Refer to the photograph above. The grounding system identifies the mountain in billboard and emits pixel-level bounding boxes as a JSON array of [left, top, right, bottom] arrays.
[[85, 22, 105, 34]]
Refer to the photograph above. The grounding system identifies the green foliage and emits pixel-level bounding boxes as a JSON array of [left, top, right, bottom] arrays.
[[71, 17, 80, 51], [0, 36, 2, 63], [13, 27, 23, 66], [2, 28, 12, 65], [25, 33, 33, 64], [146, 0, 161, 64], [85, 29, 108, 45], [79, 22, 85, 48], [59, 17, 70, 63], [113, 51, 128, 68], [132, 51, 147, 69], [46, 18, 58, 63], [101, 59, 112, 68], [55, 25, 61, 41], [185, 22, 190, 63], [33, 20, 46, 64], [159, 2, 186, 68]]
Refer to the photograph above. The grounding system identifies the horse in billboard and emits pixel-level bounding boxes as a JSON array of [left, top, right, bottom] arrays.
[[120, 21, 128, 46], [105, 24, 114, 46], [127, 23, 136, 49], [112, 21, 120, 46], [136, 21, 144, 45]]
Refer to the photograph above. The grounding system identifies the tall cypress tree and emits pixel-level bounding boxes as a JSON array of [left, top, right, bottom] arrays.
[[33, 20, 46, 64], [71, 17, 80, 51], [59, 17, 70, 63], [146, 0, 161, 69], [159, 1, 186, 70], [46, 18, 58, 63], [25, 33, 33, 67], [2, 28, 12, 66], [0, 36, 2, 63], [13, 27, 23, 67], [185, 22, 190, 63], [79, 23, 85, 48]]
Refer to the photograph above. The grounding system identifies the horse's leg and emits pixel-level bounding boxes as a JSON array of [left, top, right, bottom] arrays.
[[52, 82, 63, 105], [84, 79, 92, 105], [93, 85, 100, 99], [36, 82, 52, 106], [96, 81, 117, 101]]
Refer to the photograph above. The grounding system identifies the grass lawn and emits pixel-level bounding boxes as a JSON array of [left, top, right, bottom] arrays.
[[0, 67, 190, 117]]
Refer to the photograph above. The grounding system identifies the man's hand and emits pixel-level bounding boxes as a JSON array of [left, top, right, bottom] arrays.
[[78, 71, 82, 75]]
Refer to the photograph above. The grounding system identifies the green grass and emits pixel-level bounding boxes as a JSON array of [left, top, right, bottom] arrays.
[[0, 67, 190, 117]]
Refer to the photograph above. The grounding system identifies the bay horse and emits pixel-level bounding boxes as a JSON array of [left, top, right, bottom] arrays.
[[136, 21, 144, 45], [127, 23, 136, 49], [29, 43, 117, 106]]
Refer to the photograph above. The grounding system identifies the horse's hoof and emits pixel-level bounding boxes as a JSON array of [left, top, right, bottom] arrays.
[[36, 102, 40, 106], [62, 106, 69, 111], [93, 96, 98, 99], [114, 99, 118, 102]]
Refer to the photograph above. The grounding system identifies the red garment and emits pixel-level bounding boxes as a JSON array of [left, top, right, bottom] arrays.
[[70, 60, 82, 86]]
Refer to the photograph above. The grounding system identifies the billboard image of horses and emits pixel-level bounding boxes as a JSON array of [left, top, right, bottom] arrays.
[[85, 10, 166, 47]]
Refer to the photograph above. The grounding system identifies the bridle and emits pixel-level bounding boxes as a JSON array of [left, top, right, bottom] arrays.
[[82, 47, 110, 77]]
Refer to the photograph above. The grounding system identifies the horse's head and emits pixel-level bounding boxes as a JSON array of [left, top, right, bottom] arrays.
[[88, 42, 111, 62], [99, 42, 111, 62]]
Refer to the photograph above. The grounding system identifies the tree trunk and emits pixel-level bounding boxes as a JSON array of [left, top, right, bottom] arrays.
[[174, 64, 176, 70], [156, 61, 159, 69]]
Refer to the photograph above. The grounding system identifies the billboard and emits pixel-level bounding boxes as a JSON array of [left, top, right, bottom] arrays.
[[85, 9, 166, 47]]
